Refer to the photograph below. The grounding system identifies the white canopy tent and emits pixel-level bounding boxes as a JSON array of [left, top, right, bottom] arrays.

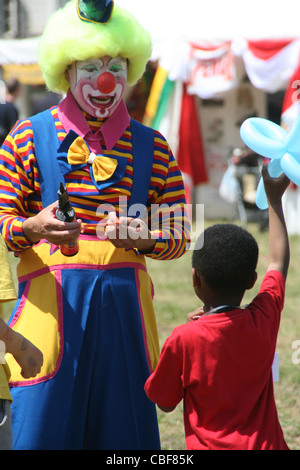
[[2, 0, 300, 65], [117, 0, 300, 53], [0, 37, 39, 65], [1, 0, 300, 80]]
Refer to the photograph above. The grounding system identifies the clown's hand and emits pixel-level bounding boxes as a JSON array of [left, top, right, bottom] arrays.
[[23, 201, 82, 246], [105, 213, 156, 253]]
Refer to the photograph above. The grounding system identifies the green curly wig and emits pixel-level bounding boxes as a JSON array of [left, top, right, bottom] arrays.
[[38, 0, 152, 93]]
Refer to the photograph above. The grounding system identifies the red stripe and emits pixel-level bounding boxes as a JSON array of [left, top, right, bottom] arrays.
[[190, 41, 232, 52], [247, 39, 294, 60]]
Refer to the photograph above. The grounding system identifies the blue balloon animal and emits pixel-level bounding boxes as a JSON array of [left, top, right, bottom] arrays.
[[240, 116, 300, 209]]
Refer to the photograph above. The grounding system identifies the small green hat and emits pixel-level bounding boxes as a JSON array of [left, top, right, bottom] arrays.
[[76, 0, 114, 24]]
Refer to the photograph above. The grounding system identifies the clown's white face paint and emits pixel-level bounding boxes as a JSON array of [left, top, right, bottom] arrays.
[[67, 56, 128, 118]]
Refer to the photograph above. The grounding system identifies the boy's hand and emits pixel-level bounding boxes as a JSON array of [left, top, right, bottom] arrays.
[[262, 165, 290, 203]]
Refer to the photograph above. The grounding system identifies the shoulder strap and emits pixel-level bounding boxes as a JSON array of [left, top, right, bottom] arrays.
[[30, 109, 64, 208], [129, 118, 154, 217]]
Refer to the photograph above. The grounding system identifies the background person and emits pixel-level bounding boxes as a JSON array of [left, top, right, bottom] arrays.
[[0, 78, 21, 146]]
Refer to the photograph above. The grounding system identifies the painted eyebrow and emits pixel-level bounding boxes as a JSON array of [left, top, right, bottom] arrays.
[[78, 63, 97, 69], [78, 59, 105, 68], [108, 58, 127, 67]]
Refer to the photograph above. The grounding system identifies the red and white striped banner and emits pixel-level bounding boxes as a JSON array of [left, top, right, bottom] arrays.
[[186, 42, 237, 99], [242, 38, 300, 93], [169, 38, 300, 99]]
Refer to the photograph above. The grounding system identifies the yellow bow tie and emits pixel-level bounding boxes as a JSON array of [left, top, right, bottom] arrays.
[[67, 137, 118, 182]]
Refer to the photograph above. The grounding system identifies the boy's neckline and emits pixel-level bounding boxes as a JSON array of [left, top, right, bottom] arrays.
[[201, 304, 248, 317]]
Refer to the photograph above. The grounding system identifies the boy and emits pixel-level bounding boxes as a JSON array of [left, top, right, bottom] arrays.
[[145, 166, 290, 450]]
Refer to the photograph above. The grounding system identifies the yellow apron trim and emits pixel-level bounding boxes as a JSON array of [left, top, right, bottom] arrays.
[[16, 238, 146, 278], [136, 268, 159, 372]]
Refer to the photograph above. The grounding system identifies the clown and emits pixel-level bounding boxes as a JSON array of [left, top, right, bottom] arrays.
[[0, 0, 190, 450]]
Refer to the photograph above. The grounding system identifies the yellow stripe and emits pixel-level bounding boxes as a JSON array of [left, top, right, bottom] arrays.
[[144, 66, 169, 126], [15, 128, 33, 142], [137, 268, 159, 371]]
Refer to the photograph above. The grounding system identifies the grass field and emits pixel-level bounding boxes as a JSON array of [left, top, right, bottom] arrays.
[[2, 218, 300, 450]]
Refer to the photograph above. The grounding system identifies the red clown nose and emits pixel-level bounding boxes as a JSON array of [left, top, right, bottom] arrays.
[[97, 72, 117, 94]]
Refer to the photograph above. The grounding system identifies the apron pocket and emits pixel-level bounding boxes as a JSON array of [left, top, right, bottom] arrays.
[[7, 270, 63, 387]]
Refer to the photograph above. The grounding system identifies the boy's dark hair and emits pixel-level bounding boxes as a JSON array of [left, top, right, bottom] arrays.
[[192, 224, 259, 295]]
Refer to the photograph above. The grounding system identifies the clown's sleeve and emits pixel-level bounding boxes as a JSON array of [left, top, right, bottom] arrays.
[[145, 131, 191, 261], [0, 120, 39, 252]]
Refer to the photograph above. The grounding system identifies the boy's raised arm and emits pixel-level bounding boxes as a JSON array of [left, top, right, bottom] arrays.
[[262, 165, 290, 279]]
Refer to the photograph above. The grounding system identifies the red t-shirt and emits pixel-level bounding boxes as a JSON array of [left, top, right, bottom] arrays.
[[145, 270, 289, 450]]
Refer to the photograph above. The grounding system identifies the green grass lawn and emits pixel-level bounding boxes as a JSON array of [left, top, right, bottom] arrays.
[[2, 218, 300, 450]]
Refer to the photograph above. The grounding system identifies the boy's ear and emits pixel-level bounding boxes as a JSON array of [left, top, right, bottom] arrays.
[[192, 268, 201, 288], [247, 271, 258, 290]]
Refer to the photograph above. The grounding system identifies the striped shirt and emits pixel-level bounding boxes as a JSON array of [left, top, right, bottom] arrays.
[[0, 106, 189, 260]]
